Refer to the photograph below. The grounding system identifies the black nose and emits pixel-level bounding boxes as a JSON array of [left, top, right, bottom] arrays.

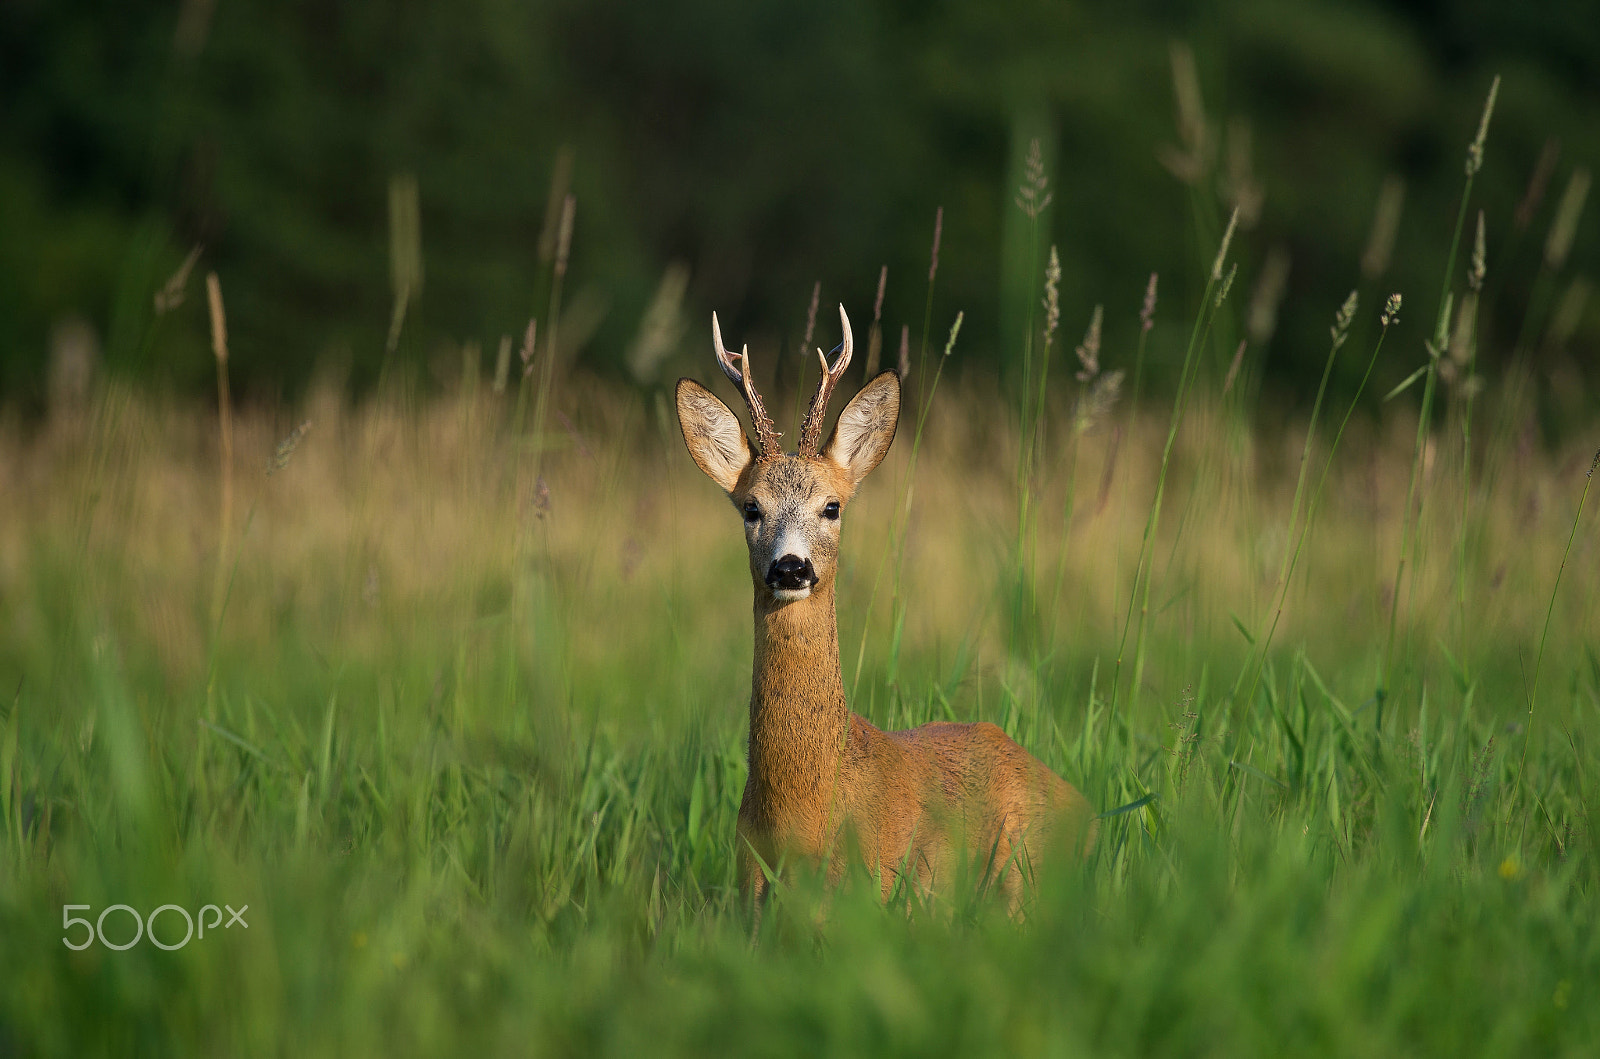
[[765, 554, 817, 591]]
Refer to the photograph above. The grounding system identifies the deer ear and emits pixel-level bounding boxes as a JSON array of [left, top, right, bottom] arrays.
[[823, 370, 900, 488], [676, 378, 755, 492]]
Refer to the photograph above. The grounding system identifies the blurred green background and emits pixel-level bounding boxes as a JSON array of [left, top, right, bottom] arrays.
[[2, 0, 1597, 418]]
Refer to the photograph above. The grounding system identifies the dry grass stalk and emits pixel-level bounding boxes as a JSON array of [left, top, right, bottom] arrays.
[[1515, 138, 1561, 232], [1224, 117, 1264, 227], [1247, 247, 1291, 345], [1361, 176, 1405, 280], [386, 173, 423, 358], [1544, 168, 1591, 272], [520, 319, 538, 379], [1159, 41, 1210, 183], [627, 263, 689, 384], [864, 265, 888, 376], [1222, 340, 1247, 396], [1547, 278, 1592, 352], [154, 246, 203, 314], [538, 147, 575, 264], [1443, 213, 1487, 391], [554, 194, 576, 279], [802, 281, 822, 351], [206, 272, 233, 627], [493, 335, 512, 394]]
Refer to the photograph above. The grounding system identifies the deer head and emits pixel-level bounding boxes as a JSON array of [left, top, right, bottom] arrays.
[[676, 305, 900, 604]]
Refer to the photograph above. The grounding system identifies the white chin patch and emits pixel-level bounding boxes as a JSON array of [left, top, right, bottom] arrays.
[[769, 586, 813, 603]]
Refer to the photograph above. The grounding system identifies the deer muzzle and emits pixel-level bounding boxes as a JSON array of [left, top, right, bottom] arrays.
[[765, 554, 818, 595]]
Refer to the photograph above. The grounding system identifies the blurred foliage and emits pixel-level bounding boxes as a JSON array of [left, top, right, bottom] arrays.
[[2, 0, 1598, 418]]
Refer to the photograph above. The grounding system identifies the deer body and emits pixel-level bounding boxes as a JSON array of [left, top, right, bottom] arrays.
[[677, 306, 1095, 910]]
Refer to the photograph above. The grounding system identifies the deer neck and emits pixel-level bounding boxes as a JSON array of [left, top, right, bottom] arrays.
[[746, 583, 851, 805]]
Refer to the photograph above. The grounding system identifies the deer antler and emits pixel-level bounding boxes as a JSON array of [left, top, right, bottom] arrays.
[[798, 304, 854, 456], [712, 312, 782, 460]]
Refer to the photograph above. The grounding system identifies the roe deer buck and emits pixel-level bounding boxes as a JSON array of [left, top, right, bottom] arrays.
[[676, 305, 1097, 912]]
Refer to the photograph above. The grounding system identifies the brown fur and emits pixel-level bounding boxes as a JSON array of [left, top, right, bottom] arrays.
[[677, 367, 1096, 914]]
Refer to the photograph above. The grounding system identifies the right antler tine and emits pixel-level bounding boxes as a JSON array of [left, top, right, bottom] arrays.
[[712, 311, 743, 387], [798, 304, 857, 456], [833, 302, 853, 376]]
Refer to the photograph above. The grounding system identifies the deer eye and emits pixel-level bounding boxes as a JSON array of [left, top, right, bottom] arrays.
[[742, 500, 761, 523], [822, 501, 840, 520]]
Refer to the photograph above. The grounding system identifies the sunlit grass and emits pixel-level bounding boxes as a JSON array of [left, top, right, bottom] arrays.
[[0, 370, 1596, 1054]]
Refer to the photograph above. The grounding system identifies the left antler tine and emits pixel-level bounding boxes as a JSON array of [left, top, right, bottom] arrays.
[[710, 312, 781, 459], [739, 343, 755, 401]]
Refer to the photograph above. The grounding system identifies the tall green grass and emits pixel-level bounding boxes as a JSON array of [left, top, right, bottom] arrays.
[[2, 74, 1598, 1058]]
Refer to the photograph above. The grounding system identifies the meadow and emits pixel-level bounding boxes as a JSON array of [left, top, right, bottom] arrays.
[[3, 83, 1600, 1057]]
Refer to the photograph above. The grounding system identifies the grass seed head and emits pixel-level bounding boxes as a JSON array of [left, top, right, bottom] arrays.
[[267, 420, 312, 475], [1214, 262, 1237, 308], [1222, 340, 1247, 395], [1382, 293, 1403, 327], [1042, 246, 1062, 349], [1140, 273, 1159, 334], [537, 146, 575, 263], [520, 318, 538, 378], [554, 194, 576, 278], [1074, 304, 1103, 382], [1544, 168, 1591, 271], [1076, 369, 1125, 433], [1331, 290, 1358, 351], [154, 246, 203, 314], [1427, 292, 1455, 360], [1015, 137, 1052, 220], [1212, 207, 1240, 281], [1465, 75, 1501, 177], [1469, 210, 1488, 292], [1225, 117, 1264, 227], [942, 311, 964, 358], [1159, 41, 1210, 183], [1443, 294, 1481, 391]]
